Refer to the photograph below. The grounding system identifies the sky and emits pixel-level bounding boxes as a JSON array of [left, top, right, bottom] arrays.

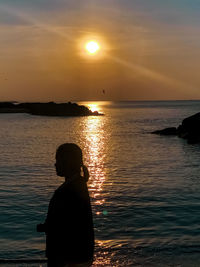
[[1, 0, 200, 101]]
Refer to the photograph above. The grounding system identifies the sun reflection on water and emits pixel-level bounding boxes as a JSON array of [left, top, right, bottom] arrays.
[[83, 115, 106, 207], [79, 102, 114, 265], [80, 101, 109, 212]]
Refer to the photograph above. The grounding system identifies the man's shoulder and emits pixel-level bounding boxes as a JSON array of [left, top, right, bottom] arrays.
[[54, 182, 69, 195]]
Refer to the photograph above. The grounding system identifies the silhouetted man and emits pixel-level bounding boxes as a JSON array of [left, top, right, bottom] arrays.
[[37, 143, 94, 267]]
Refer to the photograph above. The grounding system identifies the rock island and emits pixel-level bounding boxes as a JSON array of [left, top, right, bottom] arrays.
[[0, 102, 103, 117], [152, 112, 200, 144]]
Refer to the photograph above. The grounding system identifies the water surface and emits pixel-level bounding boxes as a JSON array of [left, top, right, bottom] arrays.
[[1, 101, 200, 266]]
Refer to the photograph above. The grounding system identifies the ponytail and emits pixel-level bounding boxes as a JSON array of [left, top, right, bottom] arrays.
[[82, 165, 89, 182]]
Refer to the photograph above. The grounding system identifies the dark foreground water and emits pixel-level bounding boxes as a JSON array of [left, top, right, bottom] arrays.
[[1, 101, 200, 266]]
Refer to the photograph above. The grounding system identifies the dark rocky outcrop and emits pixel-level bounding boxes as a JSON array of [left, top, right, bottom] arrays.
[[152, 127, 177, 136], [0, 102, 27, 113], [0, 102, 103, 117], [177, 112, 200, 144], [152, 112, 200, 144]]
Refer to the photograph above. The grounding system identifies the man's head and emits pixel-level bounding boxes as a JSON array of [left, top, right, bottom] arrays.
[[55, 143, 83, 177]]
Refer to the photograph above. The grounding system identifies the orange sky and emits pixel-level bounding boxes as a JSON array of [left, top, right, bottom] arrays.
[[1, 1, 200, 101]]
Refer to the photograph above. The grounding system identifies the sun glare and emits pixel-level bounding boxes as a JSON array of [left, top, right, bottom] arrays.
[[88, 103, 99, 112], [85, 41, 100, 54]]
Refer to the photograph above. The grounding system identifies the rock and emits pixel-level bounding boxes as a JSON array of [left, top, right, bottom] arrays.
[[0, 102, 28, 113], [152, 112, 200, 144], [152, 127, 177, 135], [177, 112, 200, 144], [0, 102, 103, 117]]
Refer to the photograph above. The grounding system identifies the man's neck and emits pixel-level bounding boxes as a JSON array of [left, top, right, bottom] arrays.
[[64, 172, 80, 182]]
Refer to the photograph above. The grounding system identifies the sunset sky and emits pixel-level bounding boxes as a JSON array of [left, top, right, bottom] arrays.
[[1, 0, 200, 101]]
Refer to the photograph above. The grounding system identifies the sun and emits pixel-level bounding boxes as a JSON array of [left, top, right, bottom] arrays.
[[85, 41, 100, 54]]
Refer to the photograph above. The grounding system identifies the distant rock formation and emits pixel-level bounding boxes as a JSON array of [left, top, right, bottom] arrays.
[[152, 112, 200, 144], [0, 102, 103, 117], [177, 112, 200, 144], [152, 127, 177, 136]]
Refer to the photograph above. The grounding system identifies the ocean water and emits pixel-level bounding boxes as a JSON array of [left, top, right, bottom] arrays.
[[1, 101, 200, 266]]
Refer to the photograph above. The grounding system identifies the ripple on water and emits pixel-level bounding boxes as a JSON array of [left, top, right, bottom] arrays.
[[1, 102, 200, 265]]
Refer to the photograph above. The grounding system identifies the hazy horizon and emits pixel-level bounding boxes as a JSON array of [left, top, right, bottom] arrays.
[[1, 0, 200, 101], [2, 99, 200, 103]]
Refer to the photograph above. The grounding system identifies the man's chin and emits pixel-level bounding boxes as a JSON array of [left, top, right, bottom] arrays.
[[56, 171, 64, 177]]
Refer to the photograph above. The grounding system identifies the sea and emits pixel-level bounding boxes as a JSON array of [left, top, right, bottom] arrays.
[[1, 100, 200, 267]]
